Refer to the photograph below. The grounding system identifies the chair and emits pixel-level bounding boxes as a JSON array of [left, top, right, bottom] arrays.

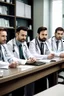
[[58, 71, 64, 84]]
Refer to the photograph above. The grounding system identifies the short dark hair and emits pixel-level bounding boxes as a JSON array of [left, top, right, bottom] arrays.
[[0, 27, 7, 32], [16, 26, 28, 33], [55, 27, 64, 33], [37, 26, 47, 34]]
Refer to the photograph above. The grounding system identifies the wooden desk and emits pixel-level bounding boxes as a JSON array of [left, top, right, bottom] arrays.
[[0, 59, 64, 95]]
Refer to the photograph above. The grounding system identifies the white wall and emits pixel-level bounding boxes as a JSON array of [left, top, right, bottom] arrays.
[[33, 0, 63, 38], [43, 0, 50, 38]]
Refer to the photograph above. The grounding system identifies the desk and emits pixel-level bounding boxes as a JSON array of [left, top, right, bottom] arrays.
[[0, 59, 64, 95]]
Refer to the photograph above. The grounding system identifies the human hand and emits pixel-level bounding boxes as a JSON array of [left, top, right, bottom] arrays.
[[27, 58, 36, 64], [9, 61, 18, 68], [60, 53, 64, 58], [47, 54, 55, 59]]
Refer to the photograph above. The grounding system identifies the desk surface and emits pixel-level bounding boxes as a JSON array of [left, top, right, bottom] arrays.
[[0, 58, 64, 83], [0, 58, 64, 95]]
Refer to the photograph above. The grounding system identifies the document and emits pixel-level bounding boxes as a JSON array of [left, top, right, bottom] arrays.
[[51, 57, 60, 61], [17, 65, 35, 71], [37, 59, 51, 63], [37, 57, 60, 63], [0, 61, 9, 69]]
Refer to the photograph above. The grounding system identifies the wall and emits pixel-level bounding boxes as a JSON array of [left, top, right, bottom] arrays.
[[33, 0, 50, 38], [33, 0, 44, 37], [43, 0, 50, 38]]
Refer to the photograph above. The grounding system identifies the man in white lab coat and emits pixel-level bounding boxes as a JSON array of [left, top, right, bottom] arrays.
[[7, 28, 36, 65], [48, 27, 64, 57], [7, 26, 36, 96], [29, 26, 54, 59], [0, 28, 18, 69], [29, 26, 56, 93], [48, 27, 64, 83]]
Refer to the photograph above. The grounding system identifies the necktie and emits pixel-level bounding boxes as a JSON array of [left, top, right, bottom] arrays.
[[19, 44, 25, 59], [40, 43, 44, 55], [56, 41, 59, 50]]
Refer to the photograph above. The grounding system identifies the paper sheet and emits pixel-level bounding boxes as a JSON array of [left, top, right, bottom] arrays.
[[0, 61, 9, 69], [37, 59, 51, 63], [17, 65, 35, 71], [37, 57, 60, 63]]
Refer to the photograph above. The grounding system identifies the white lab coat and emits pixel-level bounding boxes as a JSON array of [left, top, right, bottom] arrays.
[[48, 36, 64, 56], [7, 38, 33, 64], [0, 44, 16, 67], [29, 38, 51, 59]]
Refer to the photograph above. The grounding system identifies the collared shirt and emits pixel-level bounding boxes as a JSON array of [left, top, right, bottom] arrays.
[[16, 39, 22, 47]]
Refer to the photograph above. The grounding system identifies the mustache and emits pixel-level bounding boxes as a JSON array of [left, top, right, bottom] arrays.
[[20, 39, 26, 42], [57, 37, 62, 40], [39, 37, 47, 42]]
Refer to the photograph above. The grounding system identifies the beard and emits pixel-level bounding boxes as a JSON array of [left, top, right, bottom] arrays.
[[21, 39, 26, 42], [19, 39, 26, 42], [2, 40, 6, 44], [56, 37, 62, 40], [39, 37, 47, 42], [58, 37, 62, 40]]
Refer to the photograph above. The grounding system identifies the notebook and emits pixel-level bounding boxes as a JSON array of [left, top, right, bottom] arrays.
[[26, 61, 46, 66]]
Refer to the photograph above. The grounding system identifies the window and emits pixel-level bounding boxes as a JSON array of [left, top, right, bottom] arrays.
[[51, 0, 62, 36]]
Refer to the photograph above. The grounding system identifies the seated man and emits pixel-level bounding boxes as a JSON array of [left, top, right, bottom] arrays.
[[29, 26, 56, 93], [48, 27, 64, 83], [0, 28, 18, 68], [48, 27, 64, 57], [7, 26, 36, 96]]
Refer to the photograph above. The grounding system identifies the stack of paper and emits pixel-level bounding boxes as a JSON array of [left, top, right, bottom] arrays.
[[0, 6, 2, 14], [0, 0, 4, 1], [37, 59, 51, 63], [3, 6, 8, 15], [6, 0, 10, 3], [17, 65, 35, 71], [24, 4, 31, 18], [0, 18, 5, 27], [0, 18, 10, 27], [16, 1, 31, 19], [5, 19, 10, 27], [0, 61, 9, 69], [0, 6, 8, 15], [16, 1, 24, 17]]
